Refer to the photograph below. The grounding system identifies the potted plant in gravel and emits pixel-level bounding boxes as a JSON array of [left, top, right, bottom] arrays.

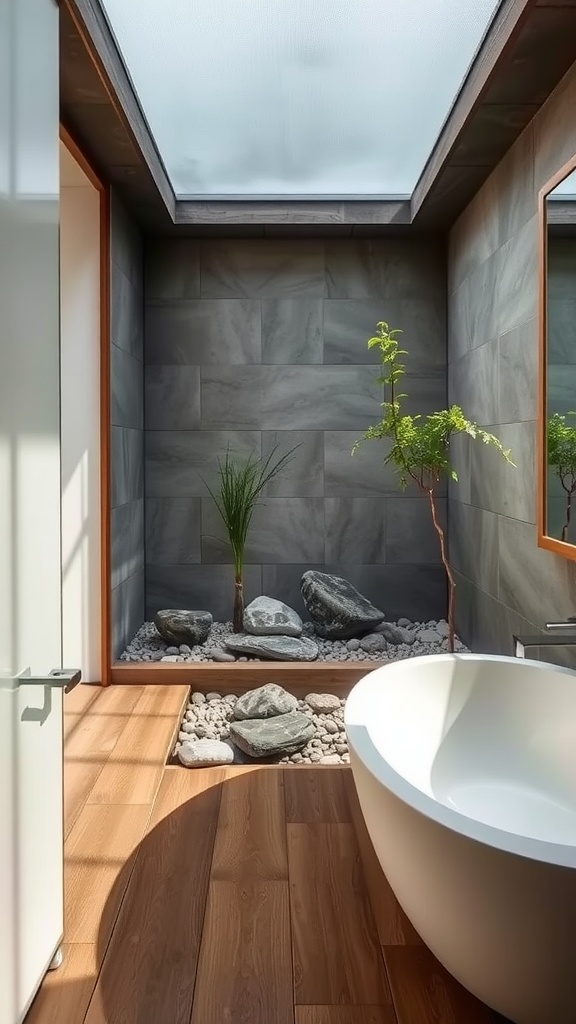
[[353, 321, 514, 653], [206, 446, 298, 633], [547, 412, 576, 543]]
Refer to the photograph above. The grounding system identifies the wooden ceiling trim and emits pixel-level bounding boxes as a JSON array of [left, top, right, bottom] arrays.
[[64, 0, 175, 220], [60, 0, 576, 234], [411, 0, 534, 220], [174, 200, 412, 227]]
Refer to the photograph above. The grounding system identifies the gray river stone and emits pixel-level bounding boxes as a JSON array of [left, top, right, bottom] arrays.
[[224, 634, 318, 661], [243, 596, 303, 637], [417, 627, 443, 643], [376, 621, 414, 645], [212, 649, 236, 662], [155, 609, 212, 646], [234, 683, 298, 720], [230, 711, 315, 757], [300, 570, 385, 639], [177, 739, 234, 767], [359, 632, 387, 654], [305, 692, 340, 713]]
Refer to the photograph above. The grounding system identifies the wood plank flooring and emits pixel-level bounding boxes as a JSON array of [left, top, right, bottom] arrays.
[[288, 821, 393, 1007], [85, 770, 223, 1024], [211, 765, 288, 880], [25, 683, 189, 1024], [191, 880, 294, 1024], [25, 683, 500, 1024]]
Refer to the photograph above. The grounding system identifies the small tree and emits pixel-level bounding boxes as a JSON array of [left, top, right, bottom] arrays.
[[547, 412, 576, 543], [353, 322, 514, 652], [206, 446, 297, 632]]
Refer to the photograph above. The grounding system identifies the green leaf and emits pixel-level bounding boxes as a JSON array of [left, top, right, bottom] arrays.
[[352, 322, 515, 494], [203, 444, 299, 578]]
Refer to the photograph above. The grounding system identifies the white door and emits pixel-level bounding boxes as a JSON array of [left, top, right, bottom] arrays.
[[0, 1, 67, 1022]]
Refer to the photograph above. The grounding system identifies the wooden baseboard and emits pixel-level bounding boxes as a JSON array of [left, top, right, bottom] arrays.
[[110, 660, 382, 694]]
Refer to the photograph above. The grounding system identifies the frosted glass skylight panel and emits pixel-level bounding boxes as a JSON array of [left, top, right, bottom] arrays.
[[549, 171, 576, 198], [101, 0, 501, 198]]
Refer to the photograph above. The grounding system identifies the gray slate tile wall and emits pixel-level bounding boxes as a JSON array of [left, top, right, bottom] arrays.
[[110, 191, 144, 658], [144, 238, 447, 624], [448, 60, 576, 660]]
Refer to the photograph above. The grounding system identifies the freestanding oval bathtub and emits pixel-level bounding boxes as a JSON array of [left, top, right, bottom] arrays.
[[345, 653, 576, 1024]]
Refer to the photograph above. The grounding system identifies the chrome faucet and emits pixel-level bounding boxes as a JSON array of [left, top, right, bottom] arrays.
[[513, 618, 576, 658]]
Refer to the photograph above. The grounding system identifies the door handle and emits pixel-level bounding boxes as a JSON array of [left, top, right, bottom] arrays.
[[17, 669, 82, 724], [18, 668, 81, 693]]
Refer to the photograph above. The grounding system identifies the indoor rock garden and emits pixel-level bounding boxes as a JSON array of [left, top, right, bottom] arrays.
[[167, 595, 464, 768], [119, 323, 512, 769], [132, 574, 468, 767]]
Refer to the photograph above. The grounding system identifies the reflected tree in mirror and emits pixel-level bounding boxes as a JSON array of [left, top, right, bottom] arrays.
[[544, 166, 576, 546], [547, 413, 576, 543], [354, 322, 514, 653]]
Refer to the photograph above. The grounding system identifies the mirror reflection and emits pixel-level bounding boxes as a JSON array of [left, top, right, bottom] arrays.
[[545, 168, 576, 544]]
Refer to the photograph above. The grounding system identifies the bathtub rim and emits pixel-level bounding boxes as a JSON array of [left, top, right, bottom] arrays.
[[344, 652, 576, 870]]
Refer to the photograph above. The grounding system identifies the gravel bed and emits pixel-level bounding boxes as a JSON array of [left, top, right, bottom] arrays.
[[160, 618, 470, 768], [120, 617, 468, 664], [171, 691, 350, 766]]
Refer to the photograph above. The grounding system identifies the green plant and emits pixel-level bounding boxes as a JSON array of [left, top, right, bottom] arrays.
[[353, 322, 514, 652], [547, 412, 576, 543], [206, 446, 298, 632]]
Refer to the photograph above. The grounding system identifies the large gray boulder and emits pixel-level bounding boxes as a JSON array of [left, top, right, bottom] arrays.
[[300, 570, 385, 639], [224, 634, 318, 661], [230, 711, 315, 757], [243, 596, 303, 637], [155, 609, 212, 646], [234, 683, 298, 720]]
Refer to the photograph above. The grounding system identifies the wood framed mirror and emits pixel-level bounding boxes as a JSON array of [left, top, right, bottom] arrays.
[[538, 154, 576, 560]]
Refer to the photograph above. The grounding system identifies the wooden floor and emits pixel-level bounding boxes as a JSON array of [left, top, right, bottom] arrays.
[[25, 683, 502, 1024]]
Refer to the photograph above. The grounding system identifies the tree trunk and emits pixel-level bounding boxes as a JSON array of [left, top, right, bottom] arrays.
[[426, 488, 455, 653], [233, 575, 244, 633], [562, 489, 573, 543]]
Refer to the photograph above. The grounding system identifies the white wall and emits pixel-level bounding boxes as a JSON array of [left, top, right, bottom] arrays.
[[0, 0, 61, 680], [60, 144, 102, 681], [0, 4, 64, 1019]]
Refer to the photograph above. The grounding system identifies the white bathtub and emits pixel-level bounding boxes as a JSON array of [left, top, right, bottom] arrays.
[[345, 653, 576, 1024]]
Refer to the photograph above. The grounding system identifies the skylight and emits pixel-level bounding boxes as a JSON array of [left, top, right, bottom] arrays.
[[101, 0, 501, 199]]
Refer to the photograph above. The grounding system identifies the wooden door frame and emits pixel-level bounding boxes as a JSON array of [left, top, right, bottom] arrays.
[[537, 151, 576, 563], [60, 125, 112, 685]]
